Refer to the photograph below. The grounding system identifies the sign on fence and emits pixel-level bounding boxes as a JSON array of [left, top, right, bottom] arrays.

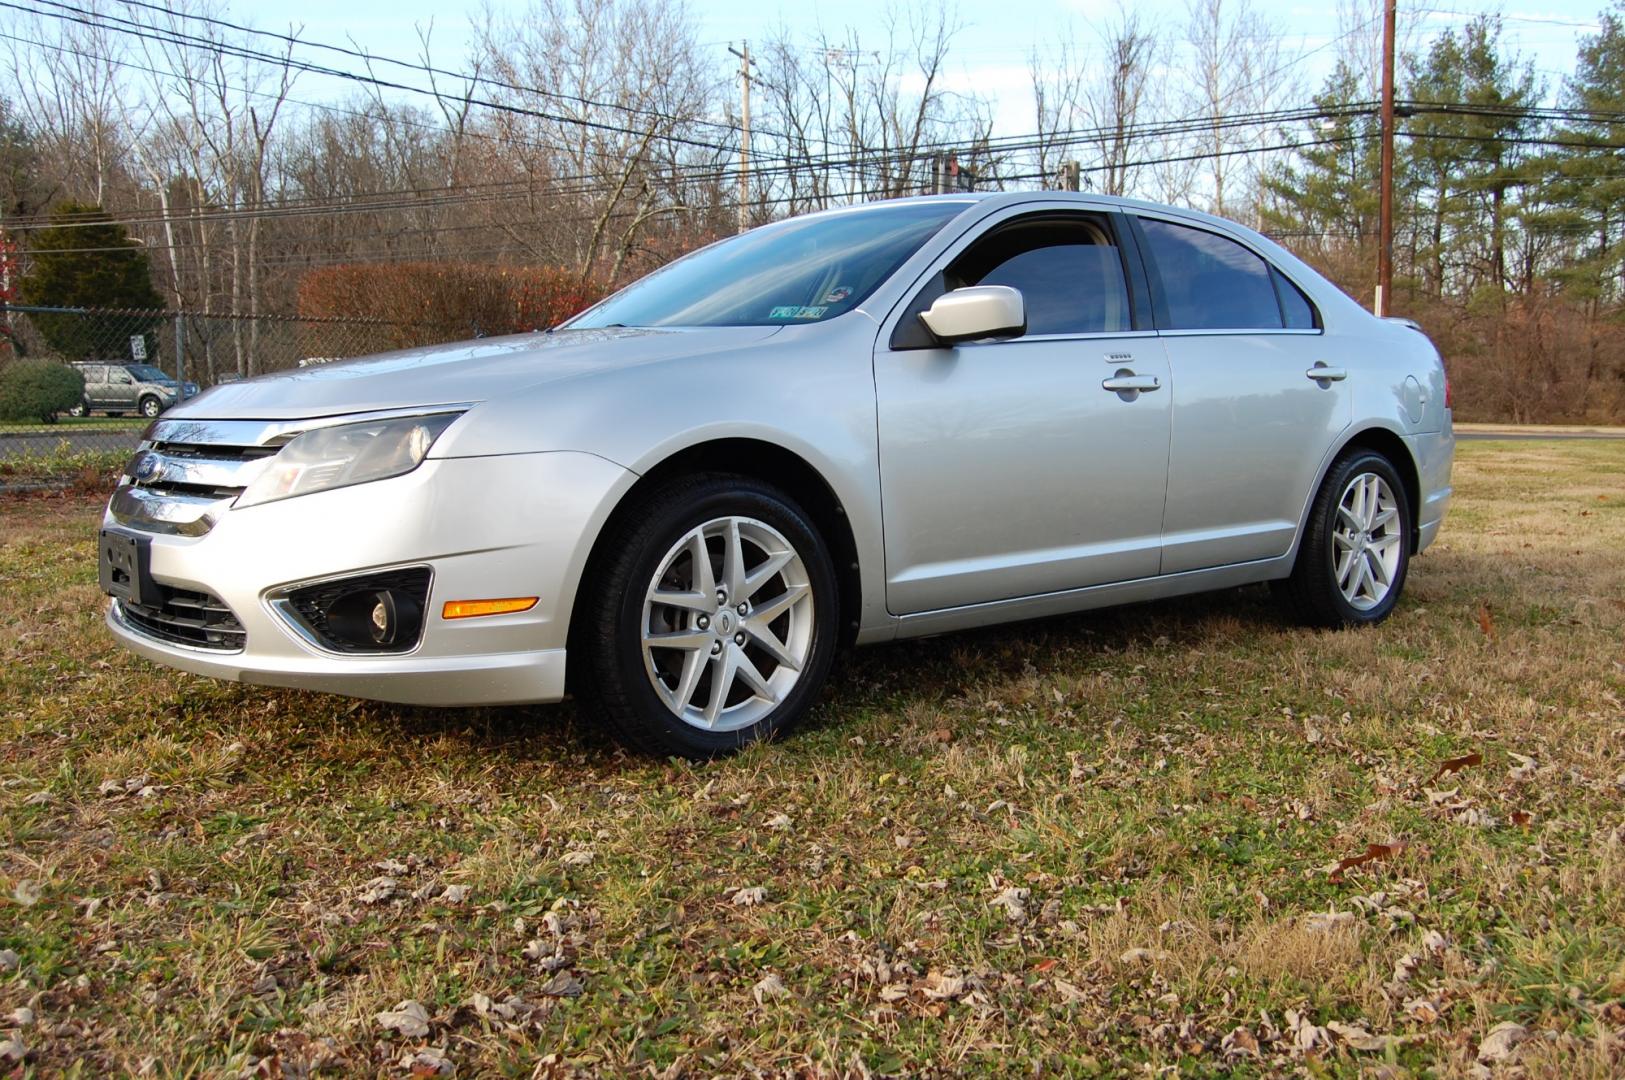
[[129, 335, 147, 361]]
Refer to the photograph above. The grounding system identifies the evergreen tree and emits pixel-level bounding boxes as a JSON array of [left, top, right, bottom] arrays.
[[20, 202, 165, 360], [1546, 5, 1625, 307]]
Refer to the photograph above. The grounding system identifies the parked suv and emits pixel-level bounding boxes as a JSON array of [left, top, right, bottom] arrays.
[[69, 363, 196, 418]]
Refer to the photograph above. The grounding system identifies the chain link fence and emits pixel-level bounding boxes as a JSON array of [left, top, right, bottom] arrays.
[[0, 305, 466, 469]]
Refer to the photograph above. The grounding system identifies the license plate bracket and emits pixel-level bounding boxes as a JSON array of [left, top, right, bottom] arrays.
[[99, 528, 156, 607]]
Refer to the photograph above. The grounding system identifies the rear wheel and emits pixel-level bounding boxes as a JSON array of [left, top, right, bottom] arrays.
[[1277, 450, 1411, 627], [574, 474, 839, 758], [67, 400, 89, 418]]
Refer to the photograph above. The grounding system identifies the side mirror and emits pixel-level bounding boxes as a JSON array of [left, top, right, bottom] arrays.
[[917, 285, 1026, 345]]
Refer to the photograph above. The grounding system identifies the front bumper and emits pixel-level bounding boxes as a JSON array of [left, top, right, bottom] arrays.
[[104, 450, 633, 706]]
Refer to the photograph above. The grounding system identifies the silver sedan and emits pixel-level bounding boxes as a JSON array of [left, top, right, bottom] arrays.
[[98, 193, 1453, 757]]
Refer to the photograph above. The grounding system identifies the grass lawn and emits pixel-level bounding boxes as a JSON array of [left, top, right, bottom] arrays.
[[2, 440, 1623, 1077]]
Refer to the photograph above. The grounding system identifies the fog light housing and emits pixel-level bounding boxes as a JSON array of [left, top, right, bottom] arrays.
[[324, 588, 423, 648], [273, 566, 432, 654]]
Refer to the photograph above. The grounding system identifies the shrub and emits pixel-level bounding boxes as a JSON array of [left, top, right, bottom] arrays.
[[0, 359, 85, 423], [296, 263, 604, 352]]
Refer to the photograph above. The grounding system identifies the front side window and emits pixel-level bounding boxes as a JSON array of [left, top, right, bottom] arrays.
[[950, 215, 1133, 336], [568, 200, 971, 329], [1138, 218, 1286, 331], [128, 365, 172, 383]]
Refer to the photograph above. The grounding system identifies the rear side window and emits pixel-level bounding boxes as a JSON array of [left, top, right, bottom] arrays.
[[1138, 218, 1283, 331], [949, 216, 1133, 336], [1272, 267, 1319, 329]]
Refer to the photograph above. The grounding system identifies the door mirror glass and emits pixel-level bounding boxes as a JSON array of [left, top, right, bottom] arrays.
[[918, 286, 1026, 345]]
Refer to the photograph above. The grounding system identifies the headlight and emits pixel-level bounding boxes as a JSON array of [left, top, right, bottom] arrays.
[[236, 412, 461, 508]]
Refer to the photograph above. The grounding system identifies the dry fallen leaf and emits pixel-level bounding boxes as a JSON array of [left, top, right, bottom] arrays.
[[1303, 911, 1357, 933], [1427, 752, 1483, 786], [12, 881, 41, 908], [404, 1048, 454, 1077], [559, 850, 594, 869], [374, 1000, 431, 1038], [731, 886, 767, 907], [752, 972, 788, 1005], [441, 884, 470, 904], [1329, 841, 1406, 883], [988, 885, 1030, 923], [356, 877, 398, 904], [1478, 1021, 1529, 1063], [538, 971, 583, 998]]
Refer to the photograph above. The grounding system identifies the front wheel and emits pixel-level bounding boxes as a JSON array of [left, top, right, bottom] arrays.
[[139, 396, 163, 418], [1277, 450, 1412, 627], [574, 474, 839, 758]]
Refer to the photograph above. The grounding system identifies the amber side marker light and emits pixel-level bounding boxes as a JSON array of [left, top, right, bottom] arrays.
[[442, 597, 539, 620]]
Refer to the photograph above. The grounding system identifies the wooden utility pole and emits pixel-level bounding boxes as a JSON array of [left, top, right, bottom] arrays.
[[1376, 0, 1397, 316], [730, 42, 752, 233]]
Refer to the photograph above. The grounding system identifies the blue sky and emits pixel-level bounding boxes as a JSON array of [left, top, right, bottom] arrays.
[[270, 0, 1611, 132]]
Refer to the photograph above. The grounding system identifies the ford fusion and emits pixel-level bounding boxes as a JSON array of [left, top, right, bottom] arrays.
[[99, 193, 1453, 757]]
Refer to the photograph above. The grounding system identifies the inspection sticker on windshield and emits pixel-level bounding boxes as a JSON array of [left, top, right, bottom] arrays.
[[769, 305, 827, 320], [822, 285, 852, 303]]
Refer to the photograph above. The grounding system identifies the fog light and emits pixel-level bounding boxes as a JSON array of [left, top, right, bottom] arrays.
[[325, 588, 423, 648]]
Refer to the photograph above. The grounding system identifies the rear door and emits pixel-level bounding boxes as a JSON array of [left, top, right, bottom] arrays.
[[81, 366, 110, 408], [1130, 214, 1353, 573], [875, 208, 1171, 614]]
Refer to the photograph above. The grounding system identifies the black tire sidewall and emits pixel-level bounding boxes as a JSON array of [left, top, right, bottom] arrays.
[[1307, 451, 1412, 625], [589, 477, 839, 757], [140, 397, 161, 418]]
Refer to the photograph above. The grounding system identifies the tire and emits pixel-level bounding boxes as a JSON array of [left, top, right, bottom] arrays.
[[1277, 450, 1412, 628], [573, 473, 840, 758], [68, 401, 88, 418], [139, 396, 163, 418]]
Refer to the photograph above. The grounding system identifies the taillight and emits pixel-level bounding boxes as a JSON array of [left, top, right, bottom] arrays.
[[1443, 369, 1453, 411]]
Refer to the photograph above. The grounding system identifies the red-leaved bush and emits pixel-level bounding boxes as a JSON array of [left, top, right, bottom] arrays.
[[296, 263, 604, 351]]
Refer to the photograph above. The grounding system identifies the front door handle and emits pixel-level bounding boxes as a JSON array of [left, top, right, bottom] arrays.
[[1102, 372, 1162, 393], [1306, 363, 1347, 383]]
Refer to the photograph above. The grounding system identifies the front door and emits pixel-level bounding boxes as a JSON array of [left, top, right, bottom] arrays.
[[876, 211, 1171, 615]]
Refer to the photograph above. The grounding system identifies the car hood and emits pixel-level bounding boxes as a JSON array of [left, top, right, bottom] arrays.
[[169, 326, 783, 421]]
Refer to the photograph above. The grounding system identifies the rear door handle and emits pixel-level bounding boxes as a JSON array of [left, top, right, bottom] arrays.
[[1102, 373, 1161, 393], [1306, 364, 1347, 382]]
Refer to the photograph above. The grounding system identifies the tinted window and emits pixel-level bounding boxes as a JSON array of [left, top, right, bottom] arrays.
[[1139, 218, 1283, 330], [570, 200, 970, 329], [952, 218, 1132, 336], [1272, 267, 1318, 329]]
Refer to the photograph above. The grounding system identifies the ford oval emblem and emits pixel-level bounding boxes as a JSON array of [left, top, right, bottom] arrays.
[[130, 451, 165, 484]]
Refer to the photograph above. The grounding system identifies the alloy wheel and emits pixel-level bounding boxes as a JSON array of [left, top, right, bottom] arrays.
[[1333, 472, 1403, 611], [640, 515, 814, 732]]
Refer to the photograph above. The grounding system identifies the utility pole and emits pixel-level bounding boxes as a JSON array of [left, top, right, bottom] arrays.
[[1060, 161, 1081, 192], [729, 42, 752, 233], [1376, 0, 1397, 317]]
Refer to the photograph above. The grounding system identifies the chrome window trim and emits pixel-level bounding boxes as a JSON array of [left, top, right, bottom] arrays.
[[1155, 328, 1325, 338]]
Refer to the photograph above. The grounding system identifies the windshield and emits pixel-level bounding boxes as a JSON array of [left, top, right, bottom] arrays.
[[568, 200, 971, 329], [127, 365, 173, 383]]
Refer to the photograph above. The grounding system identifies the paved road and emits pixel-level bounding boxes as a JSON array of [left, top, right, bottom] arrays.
[[1456, 431, 1625, 441], [0, 428, 142, 461]]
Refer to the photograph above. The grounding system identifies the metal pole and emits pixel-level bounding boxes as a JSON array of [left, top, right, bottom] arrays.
[[1377, 0, 1396, 317], [174, 312, 184, 386]]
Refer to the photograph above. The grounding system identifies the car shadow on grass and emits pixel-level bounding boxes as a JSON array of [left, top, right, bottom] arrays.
[[309, 583, 1300, 763]]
